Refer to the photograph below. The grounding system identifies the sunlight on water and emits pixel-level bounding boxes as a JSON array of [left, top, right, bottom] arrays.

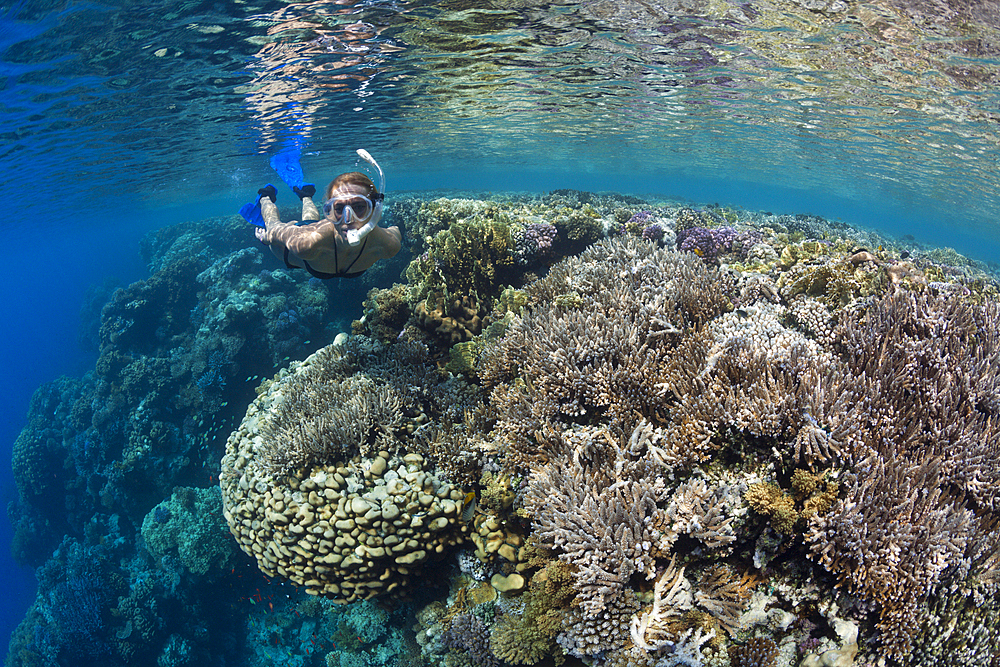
[[3, 0, 999, 253]]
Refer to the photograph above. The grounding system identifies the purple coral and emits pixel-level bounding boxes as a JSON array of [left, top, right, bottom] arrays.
[[525, 222, 557, 249], [676, 225, 737, 261], [441, 613, 499, 667], [514, 223, 558, 265], [642, 223, 665, 243]]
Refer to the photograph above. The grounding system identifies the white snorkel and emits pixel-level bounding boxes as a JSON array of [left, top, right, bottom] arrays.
[[345, 148, 385, 246]]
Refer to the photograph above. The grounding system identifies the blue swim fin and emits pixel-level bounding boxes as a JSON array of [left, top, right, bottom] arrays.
[[239, 200, 265, 228], [270, 149, 305, 190]]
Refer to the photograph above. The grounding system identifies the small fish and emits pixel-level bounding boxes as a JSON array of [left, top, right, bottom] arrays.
[[735, 309, 749, 319], [758, 282, 780, 303], [461, 492, 477, 522]]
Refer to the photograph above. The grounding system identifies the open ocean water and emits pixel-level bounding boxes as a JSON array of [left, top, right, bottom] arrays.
[[2, 0, 1000, 665]]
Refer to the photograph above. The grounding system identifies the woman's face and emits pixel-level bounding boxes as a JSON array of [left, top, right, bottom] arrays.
[[325, 183, 372, 230]]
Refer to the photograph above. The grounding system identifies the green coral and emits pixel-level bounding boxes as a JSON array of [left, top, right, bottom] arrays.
[[478, 470, 520, 514], [489, 559, 575, 665], [747, 470, 839, 533], [406, 219, 515, 306], [141, 486, 236, 576], [353, 283, 412, 343], [745, 482, 799, 534], [675, 207, 720, 232], [445, 311, 516, 377], [551, 204, 602, 253], [780, 258, 887, 309]]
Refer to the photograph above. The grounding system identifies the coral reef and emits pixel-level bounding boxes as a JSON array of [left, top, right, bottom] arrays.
[[474, 232, 999, 665], [9, 190, 1000, 667], [141, 486, 237, 577]]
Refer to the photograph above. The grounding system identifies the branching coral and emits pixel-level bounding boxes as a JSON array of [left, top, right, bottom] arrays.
[[663, 479, 737, 550], [630, 556, 693, 651], [521, 425, 668, 613], [804, 456, 974, 657], [835, 291, 1000, 510], [480, 237, 736, 467], [479, 233, 1000, 663], [692, 565, 751, 637]]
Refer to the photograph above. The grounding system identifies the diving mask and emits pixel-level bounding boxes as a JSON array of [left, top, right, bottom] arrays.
[[341, 149, 386, 246], [323, 193, 382, 223]]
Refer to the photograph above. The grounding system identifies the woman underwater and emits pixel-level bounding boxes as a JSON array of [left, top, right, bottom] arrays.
[[252, 150, 402, 279]]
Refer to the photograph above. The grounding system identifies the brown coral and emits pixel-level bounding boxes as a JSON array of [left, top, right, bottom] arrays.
[[219, 338, 482, 602]]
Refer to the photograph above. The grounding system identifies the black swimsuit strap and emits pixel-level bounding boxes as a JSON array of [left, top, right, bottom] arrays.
[[290, 235, 371, 280], [341, 235, 369, 275]]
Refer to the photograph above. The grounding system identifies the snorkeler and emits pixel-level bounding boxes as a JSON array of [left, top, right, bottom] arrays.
[[246, 150, 402, 279]]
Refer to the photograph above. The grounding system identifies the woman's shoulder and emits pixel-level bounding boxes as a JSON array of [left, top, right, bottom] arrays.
[[371, 226, 402, 258]]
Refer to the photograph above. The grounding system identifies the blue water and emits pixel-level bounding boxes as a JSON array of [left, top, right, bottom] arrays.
[[3, 0, 1000, 663]]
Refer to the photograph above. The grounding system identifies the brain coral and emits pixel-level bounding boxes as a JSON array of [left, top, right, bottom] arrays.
[[220, 337, 476, 602]]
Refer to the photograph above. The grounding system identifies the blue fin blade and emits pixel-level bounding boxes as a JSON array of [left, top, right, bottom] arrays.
[[239, 200, 265, 227], [270, 150, 305, 190]]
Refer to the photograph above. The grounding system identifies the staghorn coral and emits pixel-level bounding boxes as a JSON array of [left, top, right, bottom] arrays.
[[521, 425, 668, 613], [804, 456, 973, 658], [905, 572, 1000, 667], [478, 230, 999, 663], [630, 555, 694, 651], [835, 291, 1000, 510], [14, 191, 1000, 667], [662, 478, 738, 551], [481, 237, 736, 467], [692, 565, 752, 637]]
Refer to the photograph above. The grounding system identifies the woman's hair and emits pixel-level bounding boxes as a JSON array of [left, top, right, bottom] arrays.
[[325, 172, 377, 200]]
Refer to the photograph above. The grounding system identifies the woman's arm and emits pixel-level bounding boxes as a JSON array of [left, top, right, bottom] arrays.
[[265, 220, 342, 261]]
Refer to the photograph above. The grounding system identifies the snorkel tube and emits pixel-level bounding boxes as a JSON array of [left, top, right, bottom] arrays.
[[345, 148, 385, 246]]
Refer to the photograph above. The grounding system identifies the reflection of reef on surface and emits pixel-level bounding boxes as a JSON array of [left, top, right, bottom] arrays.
[[7, 191, 1000, 667]]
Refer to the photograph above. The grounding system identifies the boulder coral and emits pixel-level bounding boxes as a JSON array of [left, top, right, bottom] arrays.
[[141, 486, 237, 577], [220, 337, 482, 602]]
